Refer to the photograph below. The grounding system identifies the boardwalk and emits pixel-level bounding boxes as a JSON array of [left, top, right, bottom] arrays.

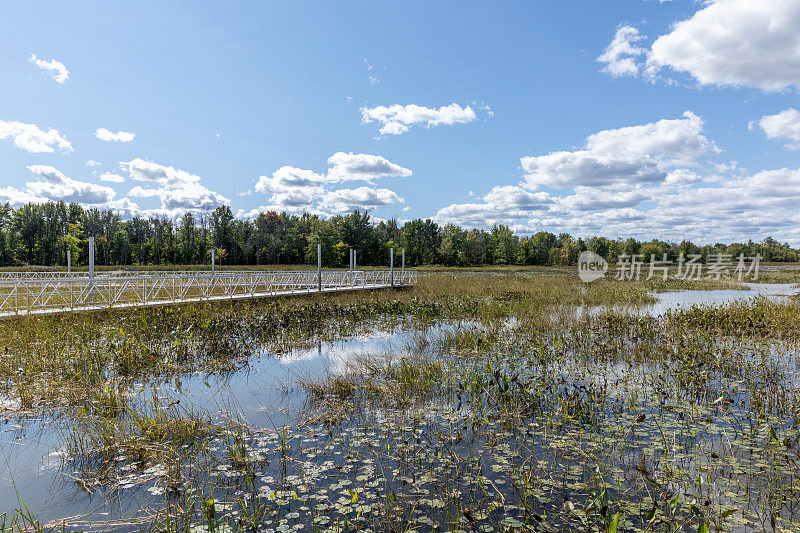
[[0, 269, 416, 317]]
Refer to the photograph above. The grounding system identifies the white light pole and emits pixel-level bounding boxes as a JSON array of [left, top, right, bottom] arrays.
[[88, 237, 95, 304], [317, 243, 322, 292], [401, 248, 405, 285]]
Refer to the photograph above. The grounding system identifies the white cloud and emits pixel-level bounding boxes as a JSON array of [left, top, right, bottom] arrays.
[[255, 166, 327, 194], [96, 128, 135, 142], [431, 112, 800, 244], [253, 167, 325, 214], [99, 172, 125, 183], [647, 0, 800, 91], [0, 187, 45, 206], [248, 153, 410, 216], [584, 111, 715, 161], [102, 197, 143, 218], [553, 187, 649, 212], [0, 165, 134, 209], [28, 54, 69, 84], [25, 165, 116, 204], [439, 165, 800, 244], [363, 58, 383, 85], [754, 108, 800, 149], [326, 152, 412, 182], [86, 160, 102, 167], [124, 158, 200, 187], [360, 103, 478, 135], [435, 186, 551, 227], [521, 111, 717, 189], [664, 168, 706, 185], [0, 119, 72, 153], [597, 26, 646, 77], [435, 113, 718, 230], [319, 187, 404, 213], [598, 1, 800, 92], [122, 158, 229, 213]]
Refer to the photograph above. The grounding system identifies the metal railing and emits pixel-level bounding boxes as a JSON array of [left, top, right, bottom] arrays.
[[0, 269, 417, 317], [0, 270, 313, 281]]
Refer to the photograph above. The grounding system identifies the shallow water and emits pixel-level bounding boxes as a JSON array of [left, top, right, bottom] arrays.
[[0, 320, 474, 528], [580, 282, 799, 317]]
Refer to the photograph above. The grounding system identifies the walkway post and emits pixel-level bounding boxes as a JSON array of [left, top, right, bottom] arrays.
[[317, 243, 322, 292], [211, 248, 215, 274], [349, 249, 353, 285], [390, 248, 394, 288], [88, 237, 95, 305], [401, 249, 405, 285], [353, 250, 357, 286], [67, 249, 72, 307]]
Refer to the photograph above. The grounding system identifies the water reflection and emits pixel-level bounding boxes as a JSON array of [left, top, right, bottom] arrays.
[[580, 282, 798, 317]]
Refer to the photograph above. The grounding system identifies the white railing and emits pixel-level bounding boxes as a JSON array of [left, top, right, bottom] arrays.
[[0, 269, 417, 316]]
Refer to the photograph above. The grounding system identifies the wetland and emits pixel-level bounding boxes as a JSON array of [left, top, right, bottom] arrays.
[[1, 268, 800, 533]]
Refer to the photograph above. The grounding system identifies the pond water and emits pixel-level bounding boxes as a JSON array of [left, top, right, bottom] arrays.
[[581, 282, 799, 317], [0, 321, 468, 528]]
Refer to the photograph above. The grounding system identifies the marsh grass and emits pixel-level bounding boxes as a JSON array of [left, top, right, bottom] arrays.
[[62, 393, 218, 492]]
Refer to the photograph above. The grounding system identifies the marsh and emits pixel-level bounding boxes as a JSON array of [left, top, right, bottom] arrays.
[[2, 268, 800, 533]]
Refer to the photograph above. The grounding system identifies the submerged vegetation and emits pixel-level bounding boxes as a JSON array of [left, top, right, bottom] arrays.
[[1, 268, 800, 532]]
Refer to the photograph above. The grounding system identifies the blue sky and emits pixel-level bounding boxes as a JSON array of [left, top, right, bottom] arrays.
[[1, 0, 799, 243]]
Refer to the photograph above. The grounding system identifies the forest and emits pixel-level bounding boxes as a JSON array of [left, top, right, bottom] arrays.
[[0, 201, 797, 268]]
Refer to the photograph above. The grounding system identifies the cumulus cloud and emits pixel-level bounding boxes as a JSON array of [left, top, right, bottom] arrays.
[[360, 104, 477, 135], [438, 171, 800, 246], [96, 128, 135, 142], [124, 158, 200, 187], [255, 166, 327, 194], [0, 187, 46, 206], [597, 26, 646, 77], [521, 111, 717, 189], [0, 119, 72, 153], [553, 187, 649, 212], [319, 187, 404, 213], [19, 165, 115, 204], [432, 112, 800, 244], [753, 108, 800, 149], [326, 152, 412, 182], [436, 113, 718, 229], [647, 0, 800, 91], [247, 153, 410, 216], [28, 54, 69, 84], [122, 158, 229, 213], [601, 0, 800, 92], [0, 165, 136, 210], [435, 186, 551, 227], [251, 167, 326, 213], [102, 197, 143, 218], [99, 172, 125, 183]]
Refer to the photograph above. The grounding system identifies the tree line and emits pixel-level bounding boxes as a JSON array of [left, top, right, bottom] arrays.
[[0, 202, 797, 268]]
